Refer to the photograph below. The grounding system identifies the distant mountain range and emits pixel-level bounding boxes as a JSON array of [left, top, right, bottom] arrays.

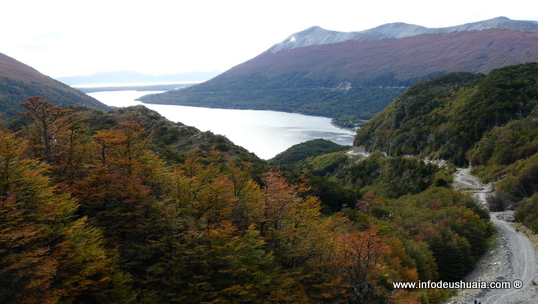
[[139, 17, 538, 128], [270, 16, 538, 52], [0, 53, 108, 117], [56, 70, 222, 86]]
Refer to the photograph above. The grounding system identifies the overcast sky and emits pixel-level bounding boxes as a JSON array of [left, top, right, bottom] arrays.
[[1, 0, 537, 78]]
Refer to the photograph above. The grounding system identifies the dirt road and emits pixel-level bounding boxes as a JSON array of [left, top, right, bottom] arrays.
[[447, 168, 538, 303]]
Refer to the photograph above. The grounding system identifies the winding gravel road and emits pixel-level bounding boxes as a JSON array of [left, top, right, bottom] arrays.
[[446, 168, 538, 304], [343, 154, 538, 302]]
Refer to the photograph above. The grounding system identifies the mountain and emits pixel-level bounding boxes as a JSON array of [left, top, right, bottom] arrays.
[[139, 17, 538, 128], [57, 70, 222, 86], [351, 61, 538, 237], [270, 16, 538, 52], [354, 62, 538, 165], [0, 52, 108, 117]]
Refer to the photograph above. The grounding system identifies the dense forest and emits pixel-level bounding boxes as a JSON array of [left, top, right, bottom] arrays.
[[354, 63, 538, 165], [353, 62, 538, 251], [0, 97, 492, 303]]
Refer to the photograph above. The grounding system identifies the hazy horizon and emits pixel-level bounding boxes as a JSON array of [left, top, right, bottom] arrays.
[[56, 70, 223, 86], [2, 0, 537, 79]]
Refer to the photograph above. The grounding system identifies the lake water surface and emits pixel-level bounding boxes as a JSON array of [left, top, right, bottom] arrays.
[[88, 90, 356, 159]]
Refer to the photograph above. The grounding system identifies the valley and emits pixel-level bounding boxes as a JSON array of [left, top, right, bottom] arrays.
[[268, 62, 538, 303], [1, 15, 538, 304], [86, 89, 355, 159]]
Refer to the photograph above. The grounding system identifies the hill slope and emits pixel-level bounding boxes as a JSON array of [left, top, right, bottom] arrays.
[[269, 139, 350, 166], [354, 62, 538, 165], [0, 53, 109, 116], [351, 61, 538, 254], [140, 17, 538, 128]]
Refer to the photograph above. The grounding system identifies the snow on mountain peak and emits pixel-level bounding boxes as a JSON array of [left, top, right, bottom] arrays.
[[269, 17, 538, 53], [270, 26, 359, 53]]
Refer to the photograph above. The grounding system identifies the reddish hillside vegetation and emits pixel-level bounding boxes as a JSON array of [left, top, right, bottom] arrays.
[[224, 29, 538, 86], [0, 53, 108, 116]]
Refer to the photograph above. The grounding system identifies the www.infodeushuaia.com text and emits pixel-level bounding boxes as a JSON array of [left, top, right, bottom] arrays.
[[393, 279, 523, 289]]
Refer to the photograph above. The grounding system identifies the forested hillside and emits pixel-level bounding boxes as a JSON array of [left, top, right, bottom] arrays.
[[352, 62, 538, 245], [354, 63, 538, 165], [270, 139, 351, 166], [0, 97, 492, 303]]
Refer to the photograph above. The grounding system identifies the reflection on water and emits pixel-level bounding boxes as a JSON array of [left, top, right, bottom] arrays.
[[88, 90, 356, 159]]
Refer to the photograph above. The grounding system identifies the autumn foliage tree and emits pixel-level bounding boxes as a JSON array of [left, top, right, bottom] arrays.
[[2, 101, 494, 303], [20, 97, 81, 164], [68, 113, 171, 297], [0, 126, 132, 303]]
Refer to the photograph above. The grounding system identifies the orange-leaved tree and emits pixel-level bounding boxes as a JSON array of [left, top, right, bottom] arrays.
[[151, 151, 282, 303], [0, 126, 130, 303], [20, 97, 81, 164], [70, 112, 169, 300], [339, 225, 391, 304]]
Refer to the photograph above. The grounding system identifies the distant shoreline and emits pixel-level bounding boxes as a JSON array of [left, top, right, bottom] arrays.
[[75, 82, 198, 93]]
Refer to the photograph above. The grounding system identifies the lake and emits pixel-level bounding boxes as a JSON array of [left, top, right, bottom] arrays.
[[87, 90, 356, 159]]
